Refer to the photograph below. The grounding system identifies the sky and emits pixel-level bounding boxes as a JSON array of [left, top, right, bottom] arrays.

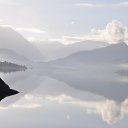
[[0, 0, 128, 44]]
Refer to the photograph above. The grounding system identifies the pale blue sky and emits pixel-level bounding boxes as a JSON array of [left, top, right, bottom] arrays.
[[0, 0, 128, 43]]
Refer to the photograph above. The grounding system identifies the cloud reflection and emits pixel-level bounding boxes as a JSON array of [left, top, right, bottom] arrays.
[[2, 93, 128, 124]]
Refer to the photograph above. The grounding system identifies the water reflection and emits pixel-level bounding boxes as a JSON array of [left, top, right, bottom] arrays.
[[0, 61, 27, 74], [0, 64, 128, 127]]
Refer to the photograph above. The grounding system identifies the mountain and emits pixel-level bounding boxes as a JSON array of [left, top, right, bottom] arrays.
[[0, 48, 29, 64], [48, 42, 128, 67], [34, 41, 64, 61], [0, 26, 44, 61], [59, 40, 108, 57], [33, 40, 108, 61]]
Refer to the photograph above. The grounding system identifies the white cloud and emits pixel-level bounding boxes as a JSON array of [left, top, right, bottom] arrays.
[[27, 36, 48, 43], [75, 3, 105, 8], [87, 20, 126, 44], [105, 20, 125, 43], [0, 21, 46, 34], [0, 22, 46, 43], [91, 20, 128, 43], [1, 93, 128, 124], [36, 94, 121, 124], [0, 19, 128, 45], [122, 99, 128, 113], [70, 99, 128, 125], [24, 94, 34, 101], [75, 100, 122, 124], [112, 2, 128, 8], [0, 106, 8, 109], [27, 36, 39, 42], [51, 20, 128, 45], [49, 36, 84, 45], [43, 94, 128, 124], [16, 27, 46, 34], [15, 27, 46, 43], [0, 20, 14, 29], [75, 2, 128, 8], [12, 103, 42, 109], [0, 94, 43, 109], [46, 94, 73, 104], [0, 24, 14, 29], [99, 100, 122, 124]]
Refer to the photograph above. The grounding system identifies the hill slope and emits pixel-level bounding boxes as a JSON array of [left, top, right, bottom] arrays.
[[0, 27, 44, 61], [48, 42, 128, 67]]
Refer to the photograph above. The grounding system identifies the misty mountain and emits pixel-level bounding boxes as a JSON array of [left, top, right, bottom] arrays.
[[34, 41, 64, 61], [0, 48, 29, 64], [33, 40, 108, 61], [48, 42, 128, 67], [0, 27, 44, 61], [61, 40, 108, 57]]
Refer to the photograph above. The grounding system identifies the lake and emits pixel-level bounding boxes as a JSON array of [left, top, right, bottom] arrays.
[[0, 64, 128, 128]]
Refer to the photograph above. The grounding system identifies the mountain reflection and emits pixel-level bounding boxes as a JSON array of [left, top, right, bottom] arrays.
[[0, 64, 128, 125], [0, 61, 27, 73]]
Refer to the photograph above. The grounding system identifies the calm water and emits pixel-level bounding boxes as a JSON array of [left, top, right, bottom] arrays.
[[0, 64, 128, 128]]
